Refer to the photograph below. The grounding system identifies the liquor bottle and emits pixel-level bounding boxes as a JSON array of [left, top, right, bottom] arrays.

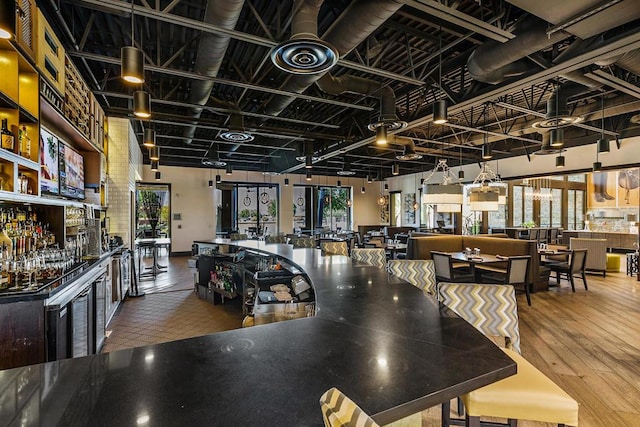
[[1, 119, 15, 152], [0, 225, 13, 258], [18, 126, 31, 160]]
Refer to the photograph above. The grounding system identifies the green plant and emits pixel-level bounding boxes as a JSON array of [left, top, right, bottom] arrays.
[[268, 200, 277, 217], [521, 221, 537, 228], [239, 209, 251, 219]]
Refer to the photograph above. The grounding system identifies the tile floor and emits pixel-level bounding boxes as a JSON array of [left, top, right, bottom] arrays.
[[102, 255, 243, 353]]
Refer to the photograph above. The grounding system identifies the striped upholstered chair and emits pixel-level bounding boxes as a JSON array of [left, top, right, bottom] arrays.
[[321, 241, 349, 256], [438, 282, 579, 427], [292, 237, 316, 248], [386, 259, 437, 296], [229, 233, 248, 241], [319, 387, 420, 427], [265, 235, 286, 244], [351, 248, 387, 269]]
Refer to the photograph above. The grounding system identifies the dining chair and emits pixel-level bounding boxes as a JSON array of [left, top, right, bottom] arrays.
[[539, 228, 548, 244], [431, 251, 474, 283], [479, 255, 532, 305], [547, 249, 588, 292], [319, 387, 421, 427], [528, 228, 539, 242], [292, 237, 316, 248], [438, 282, 579, 427], [387, 259, 436, 296], [265, 235, 286, 244], [321, 241, 349, 256], [351, 248, 387, 269], [549, 228, 559, 245], [229, 233, 248, 241]]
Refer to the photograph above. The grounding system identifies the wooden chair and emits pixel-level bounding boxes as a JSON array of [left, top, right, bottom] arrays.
[[547, 249, 588, 292], [431, 251, 474, 283], [387, 259, 436, 296], [539, 228, 548, 244], [321, 240, 349, 256], [351, 248, 387, 269], [549, 228, 559, 245], [528, 228, 539, 242], [438, 282, 579, 427], [479, 255, 532, 305]]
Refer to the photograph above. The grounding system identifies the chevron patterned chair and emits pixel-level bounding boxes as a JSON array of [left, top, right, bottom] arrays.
[[265, 235, 286, 244], [387, 259, 437, 296], [438, 282, 579, 427], [321, 241, 350, 256], [319, 387, 421, 427], [351, 248, 387, 269], [292, 237, 316, 248], [229, 233, 248, 241]]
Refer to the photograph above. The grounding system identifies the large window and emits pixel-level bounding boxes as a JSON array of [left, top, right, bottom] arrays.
[[539, 188, 563, 227], [218, 183, 279, 235], [135, 183, 170, 238], [512, 185, 523, 227], [319, 187, 351, 231], [567, 189, 585, 230]]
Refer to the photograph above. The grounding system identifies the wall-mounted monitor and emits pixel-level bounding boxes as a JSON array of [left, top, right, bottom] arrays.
[[39, 126, 60, 195], [59, 142, 85, 200]]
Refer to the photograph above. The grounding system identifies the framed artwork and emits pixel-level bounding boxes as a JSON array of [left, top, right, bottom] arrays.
[[588, 169, 640, 208], [380, 195, 390, 224], [403, 193, 416, 224], [617, 168, 639, 206]]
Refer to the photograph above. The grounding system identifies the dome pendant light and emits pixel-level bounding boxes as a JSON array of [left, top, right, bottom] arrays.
[[0, 1, 16, 40], [133, 90, 151, 118]]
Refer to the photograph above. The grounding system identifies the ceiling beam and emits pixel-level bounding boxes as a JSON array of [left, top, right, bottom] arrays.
[[66, 0, 424, 85]]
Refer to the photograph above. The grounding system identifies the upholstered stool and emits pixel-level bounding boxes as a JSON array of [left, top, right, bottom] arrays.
[[606, 253, 620, 273], [460, 347, 579, 426]]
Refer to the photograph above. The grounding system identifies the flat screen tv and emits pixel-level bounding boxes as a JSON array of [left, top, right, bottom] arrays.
[[39, 126, 60, 194], [59, 142, 85, 200]]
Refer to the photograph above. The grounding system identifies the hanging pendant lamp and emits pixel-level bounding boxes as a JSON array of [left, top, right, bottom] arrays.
[[143, 128, 155, 148], [482, 143, 493, 160], [556, 154, 565, 168], [133, 90, 151, 118], [549, 128, 564, 148], [150, 160, 159, 171], [155, 171, 161, 181], [433, 99, 448, 124], [149, 146, 160, 161], [0, 1, 16, 40], [121, 46, 145, 84]]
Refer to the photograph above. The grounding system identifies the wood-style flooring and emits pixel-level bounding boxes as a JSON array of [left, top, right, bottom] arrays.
[[104, 252, 640, 427]]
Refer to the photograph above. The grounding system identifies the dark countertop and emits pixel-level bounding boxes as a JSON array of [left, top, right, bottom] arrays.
[[0, 246, 124, 304], [0, 240, 515, 426]]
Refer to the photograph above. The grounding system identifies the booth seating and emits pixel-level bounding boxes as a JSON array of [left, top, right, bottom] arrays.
[[265, 235, 287, 244], [407, 235, 543, 291], [386, 260, 436, 296], [438, 282, 579, 427], [320, 241, 349, 256], [351, 248, 387, 269], [570, 237, 607, 276], [292, 237, 316, 248]]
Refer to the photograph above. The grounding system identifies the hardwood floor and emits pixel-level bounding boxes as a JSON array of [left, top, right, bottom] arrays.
[[105, 253, 640, 427]]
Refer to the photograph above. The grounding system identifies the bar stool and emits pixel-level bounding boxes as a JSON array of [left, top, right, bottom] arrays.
[[627, 252, 639, 275]]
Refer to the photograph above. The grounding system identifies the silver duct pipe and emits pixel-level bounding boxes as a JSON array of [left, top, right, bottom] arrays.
[[545, 82, 594, 120], [615, 49, 640, 76], [316, 74, 397, 122], [183, 0, 245, 144], [467, 16, 568, 84], [261, 0, 403, 118]]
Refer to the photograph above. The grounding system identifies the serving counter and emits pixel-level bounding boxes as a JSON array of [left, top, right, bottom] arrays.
[[0, 240, 516, 426]]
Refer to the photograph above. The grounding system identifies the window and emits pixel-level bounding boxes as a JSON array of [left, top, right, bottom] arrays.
[[221, 183, 279, 235], [135, 183, 170, 239], [512, 186, 523, 227], [319, 187, 351, 231], [389, 192, 401, 226], [568, 174, 586, 183], [567, 189, 585, 230]]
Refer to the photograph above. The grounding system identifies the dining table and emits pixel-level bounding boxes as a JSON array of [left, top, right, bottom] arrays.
[[135, 237, 171, 279], [447, 251, 507, 281]]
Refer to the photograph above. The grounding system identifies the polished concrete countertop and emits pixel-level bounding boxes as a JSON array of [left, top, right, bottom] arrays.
[[0, 240, 516, 426]]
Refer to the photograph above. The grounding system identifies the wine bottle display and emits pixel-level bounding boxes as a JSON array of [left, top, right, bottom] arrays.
[[18, 126, 31, 160], [1, 119, 15, 152]]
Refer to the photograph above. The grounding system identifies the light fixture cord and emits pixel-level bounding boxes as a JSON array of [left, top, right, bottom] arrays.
[[131, 0, 135, 47]]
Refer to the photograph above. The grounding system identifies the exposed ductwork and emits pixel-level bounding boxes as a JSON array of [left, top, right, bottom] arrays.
[[532, 82, 592, 129], [261, 0, 404, 118], [183, 0, 245, 144], [270, 0, 338, 75], [316, 74, 399, 124], [219, 113, 254, 142], [467, 16, 569, 84]]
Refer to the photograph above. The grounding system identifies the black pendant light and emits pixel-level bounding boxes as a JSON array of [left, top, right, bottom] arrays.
[[149, 146, 160, 161], [155, 171, 161, 181], [482, 143, 493, 160], [336, 180, 342, 187], [593, 161, 602, 172], [597, 94, 610, 154], [391, 163, 399, 176], [306, 170, 312, 181], [375, 126, 387, 145], [367, 174, 372, 184], [143, 128, 155, 148], [226, 164, 233, 175], [150, 160, 159, 171], [305, 155, 313, 169], [121, 1, 144, 84], [0, 1, 16, 40], [208, 180, 213, 188], [549, 128, 564, 148], [361, 186, 365, 194], [284, 178, 289, 186], [216, 174, 221, 183], [133, 90, 151, 118], [433, 100, 448, 124], [556, 154, 565, 168]]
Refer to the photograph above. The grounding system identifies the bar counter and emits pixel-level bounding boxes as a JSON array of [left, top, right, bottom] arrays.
[[0, 240, 516, 426]]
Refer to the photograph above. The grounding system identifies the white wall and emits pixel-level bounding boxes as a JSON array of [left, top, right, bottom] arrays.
[[140, 167, 385, 251]]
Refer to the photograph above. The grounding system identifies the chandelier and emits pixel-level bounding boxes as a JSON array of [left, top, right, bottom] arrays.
[[421, 160, 463, 210], [468, 163, 506, 211], [523, 178, 552, 201]]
